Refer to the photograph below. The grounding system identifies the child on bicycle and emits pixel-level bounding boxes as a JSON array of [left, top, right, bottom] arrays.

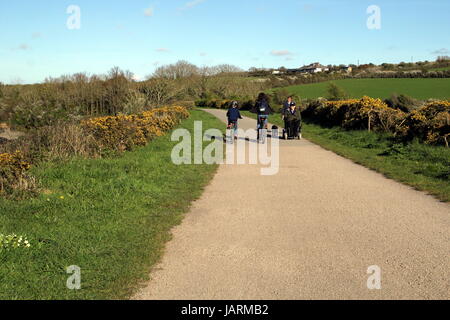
[[226, 101, 243, 138]]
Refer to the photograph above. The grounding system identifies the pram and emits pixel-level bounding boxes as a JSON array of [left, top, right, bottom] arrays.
[[282, 119, 302, 140]]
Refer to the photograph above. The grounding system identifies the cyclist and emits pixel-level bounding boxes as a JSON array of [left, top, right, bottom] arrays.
[[251, 93, 274, 132], [226, 101, 243, 139]]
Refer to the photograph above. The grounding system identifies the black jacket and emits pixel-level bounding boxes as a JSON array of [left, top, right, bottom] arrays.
[[251, 101, 274, 115], [226, 108, 242, 121], [284, 107, 302, 122], [282, 101, 295, 113]]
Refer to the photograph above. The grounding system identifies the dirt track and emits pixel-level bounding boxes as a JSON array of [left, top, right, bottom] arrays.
[[133, 109, 450, 300]]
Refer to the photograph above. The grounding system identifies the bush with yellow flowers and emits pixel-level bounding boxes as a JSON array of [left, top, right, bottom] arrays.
[[403, 100, 450, 146], [82, 106, 189, 152], [0, 151, 36, 195], [342, 96, 406, 133], [305, 97, 450, 146], [306, 97, 405, 133]]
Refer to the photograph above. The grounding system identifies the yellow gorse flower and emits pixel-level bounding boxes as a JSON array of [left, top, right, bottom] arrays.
[[81, 106, 189, 152], [0, 151, 31, 171]]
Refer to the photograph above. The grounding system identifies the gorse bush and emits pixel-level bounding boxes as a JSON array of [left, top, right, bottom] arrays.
[[0, 151, 36, 196], [304, 97, 404, 132], [82, 106, 189, 153], [404, 100, 450, 146], [304, 97, 450, 146]]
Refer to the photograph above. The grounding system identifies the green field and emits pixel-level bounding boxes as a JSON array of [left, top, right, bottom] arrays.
[[279, 78, 450, 100], [0, 109, 223, 299]]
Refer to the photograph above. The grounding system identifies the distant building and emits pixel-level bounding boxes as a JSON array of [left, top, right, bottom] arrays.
[[299, 62, 329, 73], [340, 66, 353, 73], [286, 63, 329, 74]]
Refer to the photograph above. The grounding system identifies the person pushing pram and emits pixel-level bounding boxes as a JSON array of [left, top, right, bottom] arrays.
[[282, 100, 302, 140]]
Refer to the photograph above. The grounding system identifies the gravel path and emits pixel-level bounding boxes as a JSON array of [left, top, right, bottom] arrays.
[[134, 109, 449, 300]]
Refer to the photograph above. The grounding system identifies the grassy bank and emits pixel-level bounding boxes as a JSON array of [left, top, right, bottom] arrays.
[[277, 78, 450, 100], [0, 109, 223, 299], [241, 111, 450, 202]]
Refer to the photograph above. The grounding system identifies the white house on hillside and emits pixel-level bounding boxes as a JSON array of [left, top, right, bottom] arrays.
[[299, 63, 329, 73]]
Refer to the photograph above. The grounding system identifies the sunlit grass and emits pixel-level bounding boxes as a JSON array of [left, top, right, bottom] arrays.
[[0, 109, 223, 299]]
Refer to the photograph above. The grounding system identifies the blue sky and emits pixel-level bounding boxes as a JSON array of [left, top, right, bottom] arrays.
[[0, 0, 449, 84]]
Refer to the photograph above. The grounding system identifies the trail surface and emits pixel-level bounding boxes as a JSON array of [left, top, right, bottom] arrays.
[[134, 109, 449, 300]]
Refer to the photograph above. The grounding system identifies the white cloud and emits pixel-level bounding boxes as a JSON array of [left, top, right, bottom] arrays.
[[303, 4, 313, 12], [156, 48, 170, 53], [431, 48, 449, 55], [199, 52, 207, 56], [270, 50, 293, 57], [32, 32, 42, 39], [179, 0, 207, 11], [12, 44, 31, 51], [144, 7, 154, 17]]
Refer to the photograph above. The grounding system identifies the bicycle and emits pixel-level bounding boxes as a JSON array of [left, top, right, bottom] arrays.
[[257, 115, 268, 144], [226, 121, 237, 144]]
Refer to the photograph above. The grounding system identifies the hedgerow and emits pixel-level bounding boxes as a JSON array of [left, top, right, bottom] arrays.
[[0, 106, 190, 197], [303, 97, 450, 146], [82, 106, 189, 152]]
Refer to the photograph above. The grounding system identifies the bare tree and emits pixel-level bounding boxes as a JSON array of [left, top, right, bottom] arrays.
[[153, 60, 199, 79]]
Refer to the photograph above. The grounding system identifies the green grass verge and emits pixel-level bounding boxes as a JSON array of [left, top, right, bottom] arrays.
[[241, 111, 450, 202], [0, 109, 224, 300], [277, 78, 450, 100]]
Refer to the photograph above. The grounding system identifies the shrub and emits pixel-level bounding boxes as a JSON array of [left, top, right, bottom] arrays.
[[403, 101, 450, 146], [304, 97, 450, 146], [82, 106, 189, 152], [194, 98, 231, 109], [10, 101, 72, 129], [304, 97, 405, 133], [0, 151, 36, 196], [384, 94, 421, 113], [122, 91, 148, 115], [272, 88, 290, 105], [170, 100, 195, 109], [326, 83, 349, 101]]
